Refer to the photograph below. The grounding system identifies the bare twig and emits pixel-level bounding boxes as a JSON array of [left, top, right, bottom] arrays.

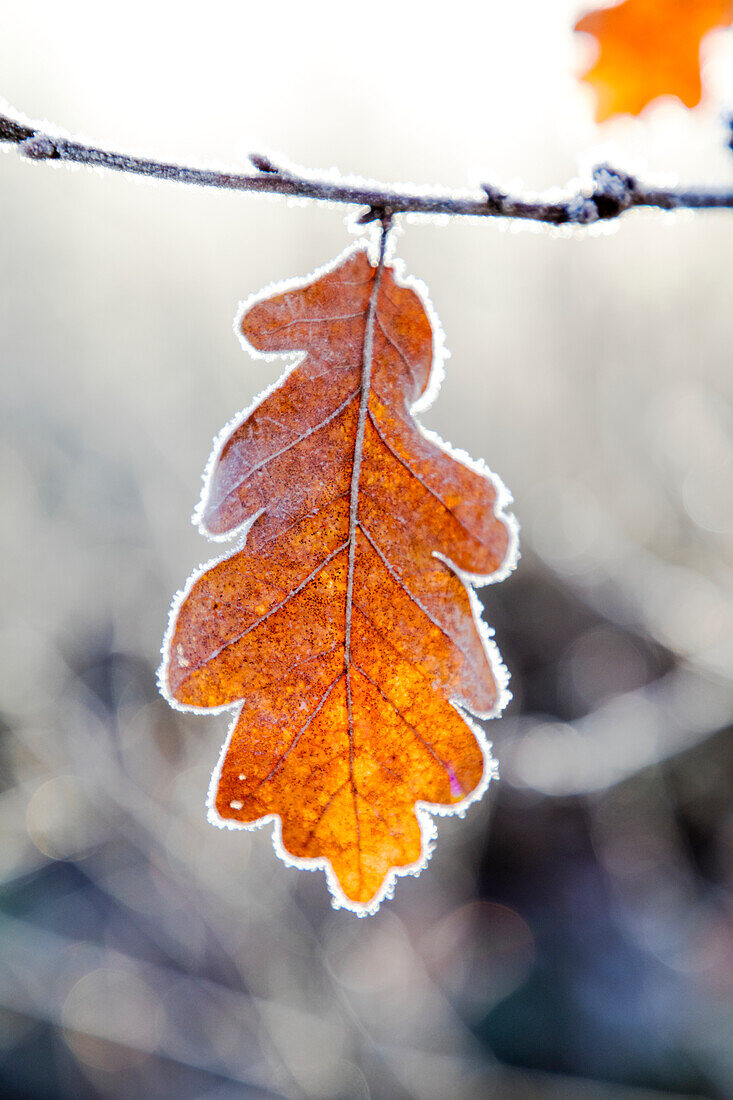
[[2, 110, 733, 226]]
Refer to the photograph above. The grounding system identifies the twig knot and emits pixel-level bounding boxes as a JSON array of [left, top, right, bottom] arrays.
[[591, 164, 637, 218], [20, 135, 59, 160]]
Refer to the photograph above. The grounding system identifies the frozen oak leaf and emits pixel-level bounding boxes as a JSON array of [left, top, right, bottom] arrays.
[[159, 242, 517, 914], [575, 0, 733, 121]]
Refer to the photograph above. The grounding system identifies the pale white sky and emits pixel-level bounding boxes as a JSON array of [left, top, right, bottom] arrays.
[[2, 0, 733, 189]]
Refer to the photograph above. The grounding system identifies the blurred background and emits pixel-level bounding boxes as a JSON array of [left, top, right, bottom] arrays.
[[1, 1, 732, 1097]]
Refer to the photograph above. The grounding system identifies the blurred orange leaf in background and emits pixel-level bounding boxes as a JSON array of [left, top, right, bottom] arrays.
[[575, 0, 733, 121], [160, 245, 517, 912]]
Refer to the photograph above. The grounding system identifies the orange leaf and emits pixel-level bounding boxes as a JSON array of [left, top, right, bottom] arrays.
[[575, 0, 733, 121], [160, 243, 517, 913]]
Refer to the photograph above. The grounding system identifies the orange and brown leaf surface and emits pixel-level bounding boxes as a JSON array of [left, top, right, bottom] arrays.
[[160, 244, 516, 912], [575, 0, 733, 121]]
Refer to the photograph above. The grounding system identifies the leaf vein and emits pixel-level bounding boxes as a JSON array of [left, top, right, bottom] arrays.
[[262, 310, 364, 336], [358, 521, 490, 694], [199, 541, 348, 667], [351, 663, 452, 777], [215, 389, 358, 505], [367, 409, 483, 542], [251, 673, 344, 793], [302, 780, 350, 850]]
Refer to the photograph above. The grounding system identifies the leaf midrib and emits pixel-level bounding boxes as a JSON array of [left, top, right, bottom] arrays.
[[343, 255, 386, 893]]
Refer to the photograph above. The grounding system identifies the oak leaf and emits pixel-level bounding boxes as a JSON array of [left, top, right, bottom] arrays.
[[160, 243, 517, 913], [575, 0, 733, 121]]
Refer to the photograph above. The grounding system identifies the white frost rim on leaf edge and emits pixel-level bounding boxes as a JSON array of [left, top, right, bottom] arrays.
[[157, 224, 520, 916]]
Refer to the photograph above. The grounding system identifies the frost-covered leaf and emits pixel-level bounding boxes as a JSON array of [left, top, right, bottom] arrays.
[[159, 243, 517, 914], [575, 0, 733, 121]]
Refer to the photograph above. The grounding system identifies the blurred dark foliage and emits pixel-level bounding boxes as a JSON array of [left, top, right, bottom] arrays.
[[1, 553, 730, 1099]]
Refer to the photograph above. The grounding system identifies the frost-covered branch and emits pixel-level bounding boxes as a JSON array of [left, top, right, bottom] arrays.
[[2, 111, 733, 226]]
